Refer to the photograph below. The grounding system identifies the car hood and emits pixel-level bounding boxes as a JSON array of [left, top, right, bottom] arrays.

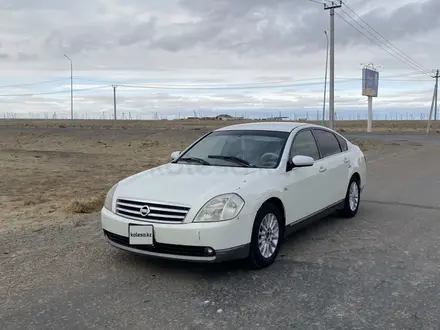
[[114, 163, 260, 206]]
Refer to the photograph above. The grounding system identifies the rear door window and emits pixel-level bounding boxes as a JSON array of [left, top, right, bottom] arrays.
[[313, 129, 342, 158], [335, 134, 348, 152]]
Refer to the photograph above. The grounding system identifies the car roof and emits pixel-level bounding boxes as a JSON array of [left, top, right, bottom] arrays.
[[215, 121, 308, 133]]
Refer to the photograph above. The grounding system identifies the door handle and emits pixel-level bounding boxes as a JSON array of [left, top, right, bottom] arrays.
[[344, 157, 352, 168], [319, 166, 327, 173]]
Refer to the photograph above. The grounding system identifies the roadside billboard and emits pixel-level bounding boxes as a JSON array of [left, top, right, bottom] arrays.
[[362, 68, 379, 97]]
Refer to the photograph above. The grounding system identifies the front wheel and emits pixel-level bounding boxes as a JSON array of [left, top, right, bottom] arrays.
[[247, 203, 284, 269], [339, 176, 361, 218]]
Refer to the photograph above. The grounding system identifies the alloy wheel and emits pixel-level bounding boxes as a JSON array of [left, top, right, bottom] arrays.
[[349, 181, 359, 211], [258, 213, 280, 259]]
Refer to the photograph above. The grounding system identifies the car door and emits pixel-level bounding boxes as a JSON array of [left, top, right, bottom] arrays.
[[283, 129, 328, 224], [311, 128, 349, 207]]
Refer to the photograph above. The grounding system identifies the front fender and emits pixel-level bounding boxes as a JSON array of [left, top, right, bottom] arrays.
[[240, 186, 286, 219]]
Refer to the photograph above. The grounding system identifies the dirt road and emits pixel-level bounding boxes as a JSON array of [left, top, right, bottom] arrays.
[[1, 131, 440, 329]]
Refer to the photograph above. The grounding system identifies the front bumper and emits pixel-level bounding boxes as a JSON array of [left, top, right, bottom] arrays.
[[101, 207, 254, 263], [104, 230, 249, 262]]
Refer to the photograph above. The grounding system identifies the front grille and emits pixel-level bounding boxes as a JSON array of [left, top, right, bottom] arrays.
[[104, 230, 212, 257], [116, 198, 190, 223]]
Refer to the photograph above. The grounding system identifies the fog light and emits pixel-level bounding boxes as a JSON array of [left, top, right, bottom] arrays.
[[205, 248, 215, 256]]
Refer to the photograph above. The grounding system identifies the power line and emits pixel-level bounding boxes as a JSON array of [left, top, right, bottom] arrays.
[[0, 78, 70, 89], [297, 0, 332, 5], [339, 9, 431, 75], [0, 72, 429, 98], [342, 2, 432, 75], [337, 8, 431, 76], [77, 72, 427, 90], [337, 71, 428, 80], [341, 9, 431, 76], [116, 80, 352, 90], [386, 77, 432, 81], [77, 76, 340, 88], [304, 0, 327, 4], [336, 11, 432, 76], [102, 76, 432, 91], [0, 85, 111, 97], [113, 79, 369, 90], [376, 71, 429, 79]]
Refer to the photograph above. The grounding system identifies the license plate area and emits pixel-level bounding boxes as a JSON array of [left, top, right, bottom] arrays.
[[129, 224, 154, 246]]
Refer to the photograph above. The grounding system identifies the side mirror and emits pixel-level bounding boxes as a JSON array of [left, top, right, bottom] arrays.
[[292, 155, 314, 167], [171, 151, 181, 160], [287, 155, 314, 171]]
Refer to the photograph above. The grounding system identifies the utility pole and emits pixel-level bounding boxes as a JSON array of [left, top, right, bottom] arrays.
[[322, 31, 329, 125], [64, 54, 74, 127], [324, 1, 342, 130], [427, 69, 439, 133], [112, 85, 117, 121], [434, 69, 439, 121], [426, 85, 436, 134]]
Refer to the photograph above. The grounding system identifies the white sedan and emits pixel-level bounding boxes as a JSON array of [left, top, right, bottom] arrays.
[[101, 121, 367, 269]]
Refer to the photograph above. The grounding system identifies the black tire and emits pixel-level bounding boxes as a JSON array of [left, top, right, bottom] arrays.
[[339, 176, 361, 218], [247, 202, 284, 269]]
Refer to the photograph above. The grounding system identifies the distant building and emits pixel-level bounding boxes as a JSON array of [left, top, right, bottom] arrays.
[[271, 116, 289, 121], [215, 114, 234, 120], [185, 114, 244, 121], [215, 114, 245, 120]]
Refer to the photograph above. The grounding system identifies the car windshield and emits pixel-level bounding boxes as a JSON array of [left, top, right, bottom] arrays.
[[175, 130, 289, 168]]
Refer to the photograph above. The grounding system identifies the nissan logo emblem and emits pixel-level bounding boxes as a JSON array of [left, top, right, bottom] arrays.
[[139, 205, 150, 216]]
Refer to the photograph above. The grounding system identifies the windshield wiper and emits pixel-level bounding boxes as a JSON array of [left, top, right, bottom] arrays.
[[208, 155, 254, 167], [177, 157, 211, 165]]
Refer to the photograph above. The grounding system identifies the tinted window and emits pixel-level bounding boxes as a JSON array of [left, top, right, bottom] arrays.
[[313, 129, 342, 158], [290, 130, 320, 160], [335, 134, 348, 151]]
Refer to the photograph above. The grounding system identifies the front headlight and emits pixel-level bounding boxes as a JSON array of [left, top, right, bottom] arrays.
[[193, 193, 245, 222], [104, 183, 118, 212]]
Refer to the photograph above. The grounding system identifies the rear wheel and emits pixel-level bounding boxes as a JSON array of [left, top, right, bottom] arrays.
[[247, 202, 284, 269], [339, 176, 360, 218]]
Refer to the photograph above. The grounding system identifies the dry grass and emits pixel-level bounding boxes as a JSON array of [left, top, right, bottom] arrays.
[[64, 194, 105, 214], [1, 118, 440, 132], [347, 139, 381, 151], [23, 194, 47, 206]]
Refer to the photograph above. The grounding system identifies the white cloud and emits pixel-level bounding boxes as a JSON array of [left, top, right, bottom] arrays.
[[0, 0, 437, 118]]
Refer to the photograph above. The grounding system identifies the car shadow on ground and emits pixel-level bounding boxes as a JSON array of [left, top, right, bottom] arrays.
[[111, 211, 354, 277]]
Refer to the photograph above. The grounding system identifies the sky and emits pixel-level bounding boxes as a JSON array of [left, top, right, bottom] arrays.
[[0, 0, 438, 120]]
